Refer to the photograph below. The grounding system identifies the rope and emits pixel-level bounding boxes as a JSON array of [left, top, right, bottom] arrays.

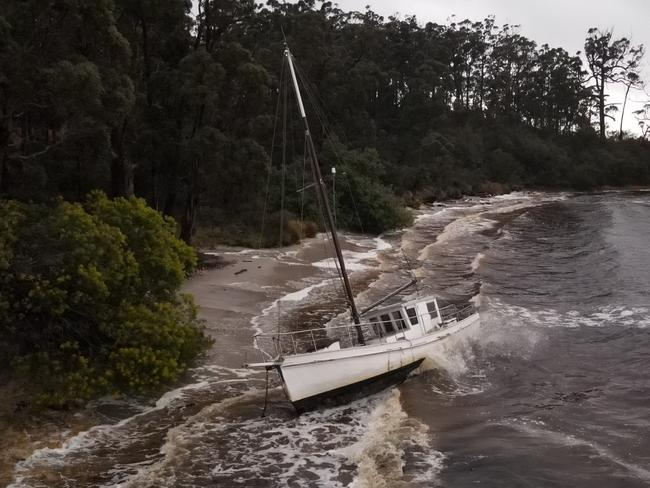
[[299, 137, 308, 239]]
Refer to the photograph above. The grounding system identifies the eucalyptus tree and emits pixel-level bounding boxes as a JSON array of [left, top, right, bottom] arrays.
[[584, 28, 644, 139], [618, 71, 644, 140], [634, 103, 650, 139], [487, 25, 537, 118], [470, 17, 496, 113], [525, 46, 588, 133], [178, 0, 273, 243], [445, 19, 479, 111], [0, 0, 134, 199]]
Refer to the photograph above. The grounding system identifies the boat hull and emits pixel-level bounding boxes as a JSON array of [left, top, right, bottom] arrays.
[[290, 358, 424, 414], [279, 312, 480, 412]]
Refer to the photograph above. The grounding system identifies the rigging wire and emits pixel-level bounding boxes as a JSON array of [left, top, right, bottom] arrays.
[[304, 133, 349, 308], [280, 55, 348, 303], [300, 133, 347, 317], [401, 249, 421, 296], [294, 60, 366, 236], [317, 197, 349, 313], [258, 59, 286, 249], [292, 58, 361, 312], [294, 62, 349, 169], [299, 137, 308, 238], [279, 62, 288, 247]]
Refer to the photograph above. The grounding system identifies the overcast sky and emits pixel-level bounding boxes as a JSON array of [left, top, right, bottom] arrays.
[[333, 0, 650, 134]]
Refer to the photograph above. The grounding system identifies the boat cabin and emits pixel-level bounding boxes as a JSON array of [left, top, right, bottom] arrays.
[[363, 296, 443, 344]]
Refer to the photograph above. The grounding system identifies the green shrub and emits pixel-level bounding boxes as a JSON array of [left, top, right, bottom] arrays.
[[324, 143, 413, 233], [193, 218, 320, 249], [0, 193, 208, 407]]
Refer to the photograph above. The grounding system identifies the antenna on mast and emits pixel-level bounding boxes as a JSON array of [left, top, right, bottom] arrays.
[[280, 26, 288, 46], [331, 167, 337, 227]]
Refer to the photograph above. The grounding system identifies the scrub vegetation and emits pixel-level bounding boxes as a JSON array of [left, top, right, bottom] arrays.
[[0, 193, 207, 406]]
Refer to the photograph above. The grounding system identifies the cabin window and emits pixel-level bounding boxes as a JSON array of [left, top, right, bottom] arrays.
[[380, 314, 394, 333], [392, 311, 408, 330], [370, 317, 383, 337], [406, 307, 419, 325], [426, 302, 437, 318]]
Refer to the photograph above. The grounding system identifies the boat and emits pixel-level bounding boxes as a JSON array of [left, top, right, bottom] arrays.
[[245, 46, 480, 414]]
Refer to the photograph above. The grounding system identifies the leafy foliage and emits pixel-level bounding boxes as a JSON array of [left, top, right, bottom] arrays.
[[324, 142, 412, 233], [0, 193, 207, 406]]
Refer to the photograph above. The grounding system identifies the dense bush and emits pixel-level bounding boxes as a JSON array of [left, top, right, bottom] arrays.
[[0, 193, 208, 407], [324, 143, 413, 234], [192, 216, 320, 248]]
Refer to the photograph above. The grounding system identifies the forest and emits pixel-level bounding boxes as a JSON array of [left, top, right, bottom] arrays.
[[2, 0, 649, 241], [1, 0, 649, 403]]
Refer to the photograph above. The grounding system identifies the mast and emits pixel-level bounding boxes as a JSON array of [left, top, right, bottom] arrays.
[[285, 47, 365, 345]]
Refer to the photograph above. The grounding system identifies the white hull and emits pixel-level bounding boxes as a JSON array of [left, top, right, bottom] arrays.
[[278, 312, 480, 411]]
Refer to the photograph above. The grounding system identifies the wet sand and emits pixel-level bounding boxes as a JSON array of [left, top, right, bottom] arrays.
[[184, 251, 321, 367]]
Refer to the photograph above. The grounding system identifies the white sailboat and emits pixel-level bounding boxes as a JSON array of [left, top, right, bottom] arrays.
[[246, 47, 480, 413]]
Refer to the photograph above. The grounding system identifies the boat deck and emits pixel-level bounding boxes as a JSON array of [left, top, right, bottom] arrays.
[[252, 300, 477, 362]]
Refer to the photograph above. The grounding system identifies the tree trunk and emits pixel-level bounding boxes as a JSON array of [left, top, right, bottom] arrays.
[[619, 83, 632, 141], [0, 149, 8, 195], [180, 159, 199, 244], [151, 161, 159, 210], [110, 120, 134, 198], [599, 75, 606, 139], [140, 17, 152, 108], [163, 176, 177, 216], [0, 119, 9, 195], [180, 191, 198, 244], [479, 63, 485, 114], [77, 156, 83, 201]]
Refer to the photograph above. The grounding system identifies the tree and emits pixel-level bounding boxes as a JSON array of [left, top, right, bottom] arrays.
[[0, 0, 134, 199], [619, 71, 644, 140], [634, 103, 650, 139], [584, 28, 644, 139]]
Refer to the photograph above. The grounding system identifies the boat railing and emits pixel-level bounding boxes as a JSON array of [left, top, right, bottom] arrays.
[[439, 303, 476, 322], [253, 323, 362, 360], [253, 303, 478, 360]]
